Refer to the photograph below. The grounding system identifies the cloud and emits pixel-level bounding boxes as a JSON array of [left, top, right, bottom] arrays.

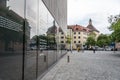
[[68, 0, 120, 34], [8, 0, 24, 17], [8, 0, 39, 38]]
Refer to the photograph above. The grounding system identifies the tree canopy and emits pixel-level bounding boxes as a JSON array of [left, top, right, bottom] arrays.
[[85, 37, 96, 46], [108, 14, 120, 42], [96, 34, 111, 47], [66, 35, 71, 44]]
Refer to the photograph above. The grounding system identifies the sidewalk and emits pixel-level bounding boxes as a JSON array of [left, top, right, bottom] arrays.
[[40, 51, 120, 80]]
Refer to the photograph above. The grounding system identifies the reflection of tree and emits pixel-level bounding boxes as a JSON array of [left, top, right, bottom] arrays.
[[47, 34, 56, 45], [46, 20, 57, 49], [31, 21, 57, 50], [31, 34, 56, 49]]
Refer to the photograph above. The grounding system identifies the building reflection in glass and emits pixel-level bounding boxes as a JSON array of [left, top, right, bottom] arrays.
[[0, 0, 67, 80], [0, 0, 24, 80]]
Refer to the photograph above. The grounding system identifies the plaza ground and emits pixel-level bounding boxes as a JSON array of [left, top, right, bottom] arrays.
[[40, 51, 120, 80]]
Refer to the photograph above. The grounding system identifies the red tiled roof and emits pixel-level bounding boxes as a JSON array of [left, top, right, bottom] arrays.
[[87, 24, 99, 32], [67, 24, 90, 32]]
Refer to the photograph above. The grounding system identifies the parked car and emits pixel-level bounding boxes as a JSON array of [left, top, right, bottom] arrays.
[[105, 47, 112, 51], [111, 48, 117, 51], [30, 46, 37, 50], [96, 47, 104, 51]]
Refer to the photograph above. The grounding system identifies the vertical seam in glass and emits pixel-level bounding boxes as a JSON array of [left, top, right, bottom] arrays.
[[46, 9, 48, 70], [36, 0, 39, 79], [22, 0, 27, 80]]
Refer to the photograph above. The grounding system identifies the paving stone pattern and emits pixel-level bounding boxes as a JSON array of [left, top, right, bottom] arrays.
[[40, 51, 120, 80]]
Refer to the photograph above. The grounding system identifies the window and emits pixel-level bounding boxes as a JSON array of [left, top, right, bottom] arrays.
[[74, 41, 76, 43], [74, 36, 76, 39], [61, 41, 64, 43], [78, 36, 80, 39], [76, 28, 78, 30], [78, 32, 80, 34], [61, 36, 64, 39], [61, 32, 64, 34], [83, 29, 86, 31], [78, 41, 81, 43]]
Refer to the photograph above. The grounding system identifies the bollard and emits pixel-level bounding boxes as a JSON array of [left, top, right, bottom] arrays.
[[67, 55, 70, 63], [44, 55, 46, 62]]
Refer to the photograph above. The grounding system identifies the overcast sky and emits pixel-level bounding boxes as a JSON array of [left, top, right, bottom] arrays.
[[68, 0, 120, 34]]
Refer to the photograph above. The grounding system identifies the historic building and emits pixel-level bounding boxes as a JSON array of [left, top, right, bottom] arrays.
[[0, 0, 67, 80], [67, 25, 90, 49], [59, 19, 100, 50], [87, 19, 100, 41]]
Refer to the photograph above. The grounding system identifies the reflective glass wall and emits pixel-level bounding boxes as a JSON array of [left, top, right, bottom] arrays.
[[24, 0, 37, 80], [0, 0, 67, 80]]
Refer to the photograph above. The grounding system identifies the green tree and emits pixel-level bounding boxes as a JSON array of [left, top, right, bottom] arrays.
[[66, 35, 71, 44], [65, 35, 72, 50], [85, 37, 96, 46], [108, 14, 120, 42], [96, 34, 111, 47], [89, 32, 96, 39]]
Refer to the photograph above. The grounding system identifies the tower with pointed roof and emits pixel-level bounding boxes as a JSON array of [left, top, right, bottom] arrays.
[[87, 19, 99, 32], [87, 19, 100, 40], [89, 18, 92, 25]]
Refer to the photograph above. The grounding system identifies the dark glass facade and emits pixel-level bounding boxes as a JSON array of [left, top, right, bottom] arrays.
[[0, 0, 67, 80]]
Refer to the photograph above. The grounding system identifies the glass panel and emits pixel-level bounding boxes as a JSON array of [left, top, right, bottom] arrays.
[[56, 23, 67, 58], [24, 0, 37, 80], [38, 0, 56, 76], [0, 0, 24, 80], [0, 0, 67, 80]]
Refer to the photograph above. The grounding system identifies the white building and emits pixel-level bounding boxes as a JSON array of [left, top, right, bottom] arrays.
[[59, 19, 100, 50]]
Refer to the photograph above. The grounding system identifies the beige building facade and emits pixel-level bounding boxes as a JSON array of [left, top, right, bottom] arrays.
[[59, 19, 100, 50]]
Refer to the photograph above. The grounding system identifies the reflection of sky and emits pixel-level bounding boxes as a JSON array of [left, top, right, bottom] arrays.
[[39, 1, 54, 35], [7, 0, 55, 38], [7, 0, 24, 17]]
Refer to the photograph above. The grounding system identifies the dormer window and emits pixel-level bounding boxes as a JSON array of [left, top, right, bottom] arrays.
[[76, 28, 78, 30], [83, 29, 86, 31]]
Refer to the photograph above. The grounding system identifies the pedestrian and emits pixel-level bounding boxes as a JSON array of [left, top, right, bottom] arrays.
[[77, 47, 80, 52], [93, 46, 95, 53]]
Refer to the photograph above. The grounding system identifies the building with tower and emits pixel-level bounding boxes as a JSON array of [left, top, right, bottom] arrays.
[[87, 19, 100, 41], [59, 19, 100, 50]]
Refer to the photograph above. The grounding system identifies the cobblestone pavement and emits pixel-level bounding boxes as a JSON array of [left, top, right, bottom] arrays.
[[40, 51, 120, 80]]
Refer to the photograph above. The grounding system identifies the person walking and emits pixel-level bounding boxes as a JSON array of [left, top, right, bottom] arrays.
[[93, 46, 95, 53], [77, 47, 80, 52]]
